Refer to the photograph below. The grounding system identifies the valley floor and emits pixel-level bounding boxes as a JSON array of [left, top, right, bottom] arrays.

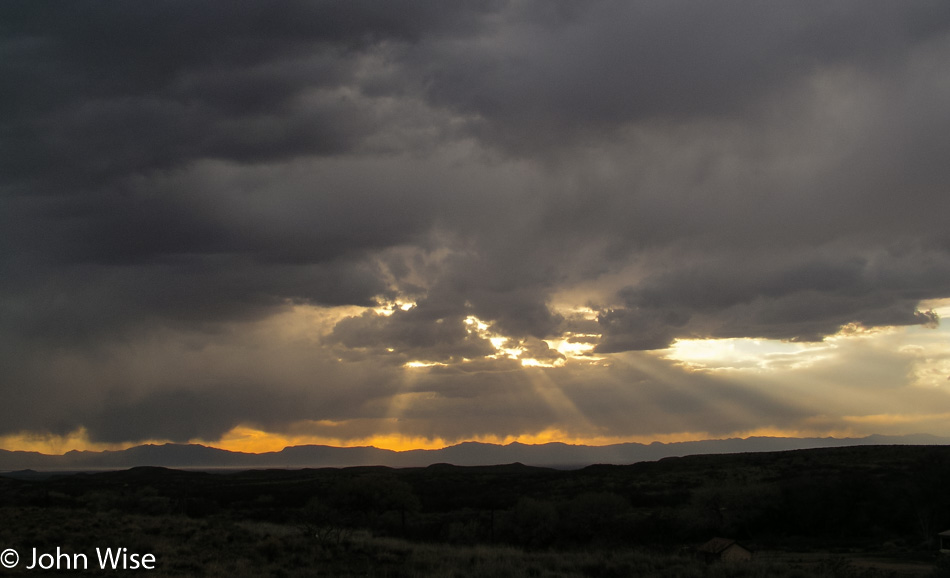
[[0, 507, 944, 577]]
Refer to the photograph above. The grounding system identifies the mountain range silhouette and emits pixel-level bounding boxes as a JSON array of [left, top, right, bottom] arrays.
[[2, 434, 947, 472]]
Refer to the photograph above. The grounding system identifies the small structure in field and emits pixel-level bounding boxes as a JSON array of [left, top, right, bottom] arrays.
[[939, 530, 950, 554], [697, 537, 753, 563]]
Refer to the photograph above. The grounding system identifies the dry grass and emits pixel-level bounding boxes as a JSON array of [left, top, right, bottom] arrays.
[[3, 505, 937, 577]]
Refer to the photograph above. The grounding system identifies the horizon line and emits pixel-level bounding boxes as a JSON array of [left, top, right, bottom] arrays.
[[2, 432, 945, 458]]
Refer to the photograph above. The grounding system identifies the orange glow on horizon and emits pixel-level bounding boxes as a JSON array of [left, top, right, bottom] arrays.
[[0, 424, 890, 456], [0, 427, 169, 456], [246, 425, 866, 450]]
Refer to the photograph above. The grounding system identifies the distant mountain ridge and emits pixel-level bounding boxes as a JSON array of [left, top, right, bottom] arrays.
[[1, 434, 947, 472]]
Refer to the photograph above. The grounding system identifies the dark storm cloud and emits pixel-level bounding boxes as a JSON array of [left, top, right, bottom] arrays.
[[419, 0, 950, 152], [423, 248, 567, 340], [328, 308, 496, 363], [325, 248, 567, 363], [1, 257, 386, 349], [595, 308, 688, 353], [0, 323, 408, 443], [4, 1, 950, 444], [0, 1, 495, 183], [597, 249, 950, 351], [1, 0, 498, 345]]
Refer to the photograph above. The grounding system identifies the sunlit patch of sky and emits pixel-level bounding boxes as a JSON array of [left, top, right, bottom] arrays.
[[660, 337, 833, 372], [899, 298, 950, 389], [659, 299, 950, 379], [374, 299, 417, 317]]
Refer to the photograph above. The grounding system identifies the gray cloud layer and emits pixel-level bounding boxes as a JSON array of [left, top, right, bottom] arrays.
[[3, 1, 950, 443]]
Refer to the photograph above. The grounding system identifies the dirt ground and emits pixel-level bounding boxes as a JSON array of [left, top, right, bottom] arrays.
[[756, 550, 937, 576]]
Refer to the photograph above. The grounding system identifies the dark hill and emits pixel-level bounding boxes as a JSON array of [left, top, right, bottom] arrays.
[[4, 444, 949, 551]]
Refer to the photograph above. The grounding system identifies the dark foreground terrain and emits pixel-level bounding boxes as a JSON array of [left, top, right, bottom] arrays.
[[2, 445, 950, 576]]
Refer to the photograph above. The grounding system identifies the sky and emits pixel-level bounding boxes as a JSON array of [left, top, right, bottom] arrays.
[[3, 1, 950, 455]]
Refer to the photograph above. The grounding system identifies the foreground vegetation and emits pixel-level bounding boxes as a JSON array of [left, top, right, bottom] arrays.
[[0, 508, 940, 577], [1, 445, 949, 576]]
